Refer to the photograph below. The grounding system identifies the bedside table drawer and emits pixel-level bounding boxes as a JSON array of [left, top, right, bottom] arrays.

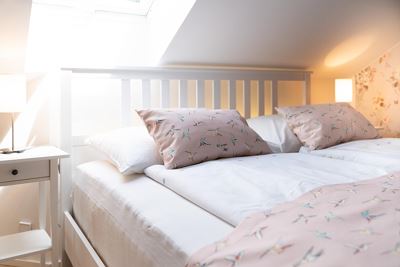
[[0, 160, 50, 183]]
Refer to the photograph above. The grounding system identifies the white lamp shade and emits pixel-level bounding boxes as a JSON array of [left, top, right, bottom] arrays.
[[335, 79, 353, 103], [0, 75, 26, 113]]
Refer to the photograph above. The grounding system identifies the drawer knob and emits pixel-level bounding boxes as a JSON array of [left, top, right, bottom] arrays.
[[11, 169, 19, 176]]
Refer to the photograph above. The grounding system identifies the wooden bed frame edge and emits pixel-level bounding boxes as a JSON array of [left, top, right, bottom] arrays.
[[64, 211, 105, 267]]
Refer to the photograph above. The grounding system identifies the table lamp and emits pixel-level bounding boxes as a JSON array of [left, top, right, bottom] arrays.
[[335, 79, 353, 103], [0, 74, 27, 154]]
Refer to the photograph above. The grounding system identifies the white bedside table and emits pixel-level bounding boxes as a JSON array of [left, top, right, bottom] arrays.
[[0, 146, 69, 267]]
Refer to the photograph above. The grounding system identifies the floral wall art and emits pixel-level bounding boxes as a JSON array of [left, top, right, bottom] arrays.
[[355, 42, 400, 137]]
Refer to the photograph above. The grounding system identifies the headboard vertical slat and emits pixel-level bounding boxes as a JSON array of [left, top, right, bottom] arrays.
[[229, 80, 236, 109], [160, 80, 170, 108], [212, 80, 221, 109], [179, 80, 188, 108], [178, 80, 188, 108], [142, 79, 151, 108], [258, 80, 265, 116], [120, 79, 132, 127], [196, 80, 205, 108], [243, 80, 251, 118], [271, 80, 278, 114]]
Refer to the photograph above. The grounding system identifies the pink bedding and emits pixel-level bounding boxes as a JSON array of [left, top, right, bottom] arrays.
[[187, 172, 400, 267]]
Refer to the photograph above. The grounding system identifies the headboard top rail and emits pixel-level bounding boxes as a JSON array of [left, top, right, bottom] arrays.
[[61, 66, 312, 81]]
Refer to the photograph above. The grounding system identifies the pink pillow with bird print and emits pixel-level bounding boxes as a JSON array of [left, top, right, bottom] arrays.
[[276, 103, 379, 150], [137, 109, 271, 169]]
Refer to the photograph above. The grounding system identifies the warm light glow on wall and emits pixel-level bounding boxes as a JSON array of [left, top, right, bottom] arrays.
[[325, 34, 373, 67], [335, 79, 353, 103]]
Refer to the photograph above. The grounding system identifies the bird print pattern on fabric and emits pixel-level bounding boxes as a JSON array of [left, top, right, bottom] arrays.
[[277, 103, 379, 150], [137, 109, 271, 169], [187, 171, 400, 267]]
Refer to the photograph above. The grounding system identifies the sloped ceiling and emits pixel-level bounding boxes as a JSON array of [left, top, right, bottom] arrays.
[[160, 0, 400, 78], [146, 0, 196, 65], [0, 0, 32, 73]]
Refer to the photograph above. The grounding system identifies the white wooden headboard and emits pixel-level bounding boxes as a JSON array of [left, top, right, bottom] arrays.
[[59, 66, 312, 213]]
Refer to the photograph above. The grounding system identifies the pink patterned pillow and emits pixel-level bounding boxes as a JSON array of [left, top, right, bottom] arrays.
[[137, 109, 271, 169], [276, 103, 379, 150]]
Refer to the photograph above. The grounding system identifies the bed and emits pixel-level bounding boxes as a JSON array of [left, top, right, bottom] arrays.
[[301, 138, 400, 172], [58, 66, 399, 267], [69, 151, 398, 267], [70, 153, 395, 267]]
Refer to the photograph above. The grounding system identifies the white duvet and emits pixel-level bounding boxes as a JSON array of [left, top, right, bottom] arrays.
[[301, 138, 400, 172], [145, 153, 388, 226]]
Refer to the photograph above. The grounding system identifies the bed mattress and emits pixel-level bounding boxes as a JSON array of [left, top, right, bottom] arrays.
[[145, 153, 388, 226], [301, 138, 400, 172], [72, 160, 232, 267]]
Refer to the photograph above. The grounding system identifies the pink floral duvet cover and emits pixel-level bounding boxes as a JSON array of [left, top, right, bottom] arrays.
[[187, 172, 400, 267]]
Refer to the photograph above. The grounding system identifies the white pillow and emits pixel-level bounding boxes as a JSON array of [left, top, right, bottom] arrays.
[[86, 127, 163, 175], [247, 115, 302, 153]]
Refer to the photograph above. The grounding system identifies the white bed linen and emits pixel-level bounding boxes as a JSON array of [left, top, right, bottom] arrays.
[[301, 138, 400, 172], [73, 160, 232, 267], [145, 153, 388, 226]]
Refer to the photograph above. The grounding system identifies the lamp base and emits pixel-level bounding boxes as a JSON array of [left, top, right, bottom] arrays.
[[1, 113, 30, 155], [0, 148, 28, 154]]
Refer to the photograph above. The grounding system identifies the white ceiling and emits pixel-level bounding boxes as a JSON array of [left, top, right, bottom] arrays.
[[160, 0, 400, 78]]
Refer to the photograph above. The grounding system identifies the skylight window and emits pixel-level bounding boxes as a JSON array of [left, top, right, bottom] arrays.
[[94, 0, 155, 16], [33, 0, 156, 16]]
